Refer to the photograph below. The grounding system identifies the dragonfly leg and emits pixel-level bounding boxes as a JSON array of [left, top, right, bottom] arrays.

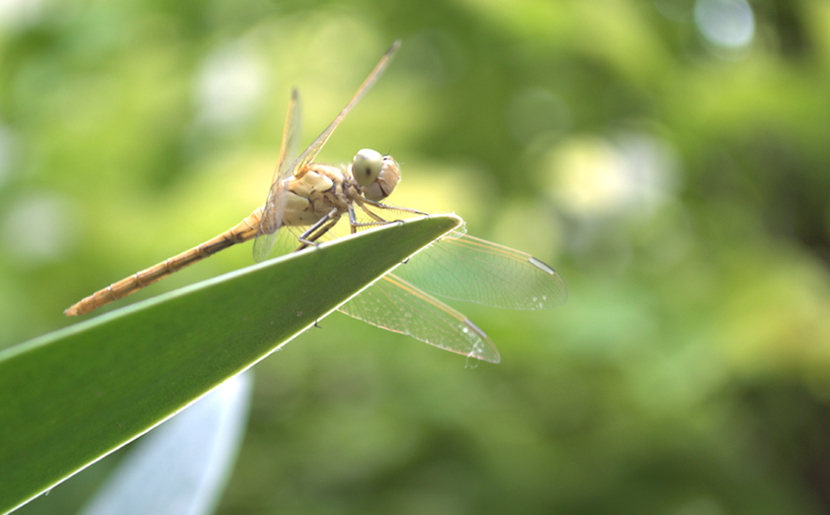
[[348, 206, 361, 234], [349, 203, 407, 236], [350, 200, 420, 231], [347, 202, 410, 236], [349, 202, 389, 233], [359, 204, 388, 223], [362, 198, 429, 216], [296, 208, 341, 250]]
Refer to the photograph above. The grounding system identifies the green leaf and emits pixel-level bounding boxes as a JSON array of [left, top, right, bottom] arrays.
[[0, 214, 461, 515]]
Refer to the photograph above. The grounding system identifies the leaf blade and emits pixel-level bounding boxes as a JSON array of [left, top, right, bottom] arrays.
[[0, 214, 461, 515]]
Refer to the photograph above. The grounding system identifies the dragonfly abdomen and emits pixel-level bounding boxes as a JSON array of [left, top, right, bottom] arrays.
[[64, 208, 263, 316]]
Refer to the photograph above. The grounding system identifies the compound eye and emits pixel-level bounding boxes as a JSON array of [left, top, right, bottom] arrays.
[[352, 148, 383, 187]]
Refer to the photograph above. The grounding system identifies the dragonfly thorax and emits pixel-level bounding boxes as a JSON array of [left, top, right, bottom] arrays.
[[349, 148, 400, 201], [278, 151, 400, 230]]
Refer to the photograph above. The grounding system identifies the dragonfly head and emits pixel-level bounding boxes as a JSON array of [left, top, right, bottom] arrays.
[[351, 148, 400, 201]]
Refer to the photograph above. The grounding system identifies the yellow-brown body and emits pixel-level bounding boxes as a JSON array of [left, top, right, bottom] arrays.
[[63, 161, 394, 316]]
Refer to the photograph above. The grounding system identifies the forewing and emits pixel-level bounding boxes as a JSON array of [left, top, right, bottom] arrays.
[[294, 40, 400, 174], [338, 273, 500, 363], [393, 232, 568, 310], [253, 88, 302, 262], [273, 88, 302, 184]]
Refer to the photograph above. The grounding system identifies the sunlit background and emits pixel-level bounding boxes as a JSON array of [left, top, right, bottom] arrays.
[[3, 0, 830, 513]]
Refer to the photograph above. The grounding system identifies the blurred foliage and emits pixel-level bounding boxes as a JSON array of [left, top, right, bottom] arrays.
[[3, 0, 830, 514]]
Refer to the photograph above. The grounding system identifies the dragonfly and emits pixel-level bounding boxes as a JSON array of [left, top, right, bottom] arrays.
[[64, 41, 567, 363]]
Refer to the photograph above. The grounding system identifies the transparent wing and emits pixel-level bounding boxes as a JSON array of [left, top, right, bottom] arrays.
[[253, 88, 302, 262], [293, 40, 400, 175], [393, 231, 568, 310], [273, 88, 303, 185], [338, 273, 500, 363]]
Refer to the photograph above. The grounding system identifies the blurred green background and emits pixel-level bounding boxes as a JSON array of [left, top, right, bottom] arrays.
[[3, 0, 830, 513]]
